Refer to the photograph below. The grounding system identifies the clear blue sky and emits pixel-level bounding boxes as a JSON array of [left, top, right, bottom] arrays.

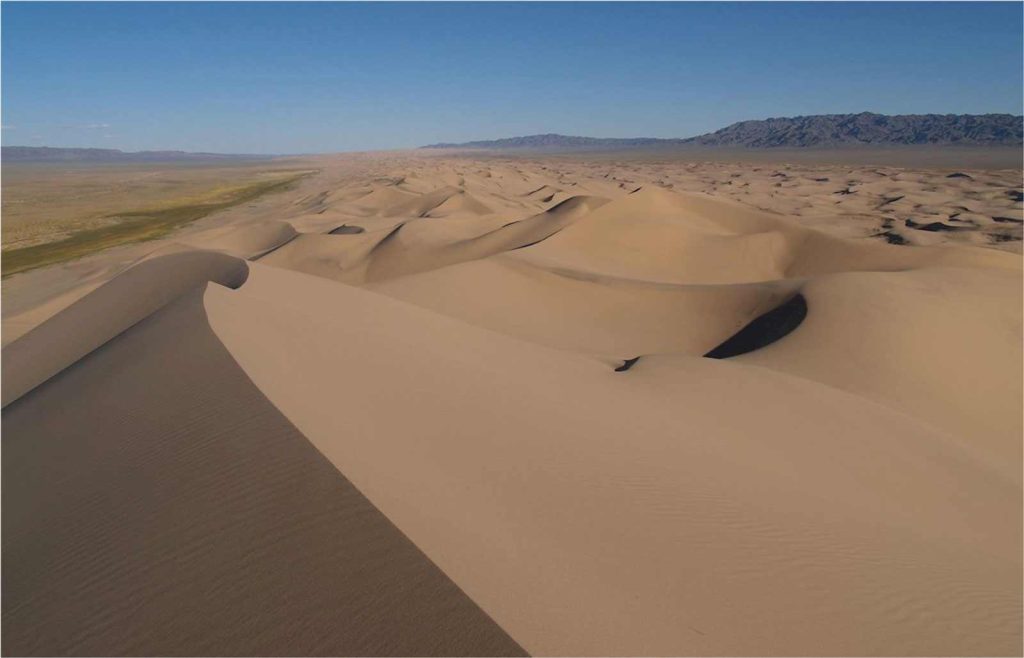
[[2, 2, 1021, 153]]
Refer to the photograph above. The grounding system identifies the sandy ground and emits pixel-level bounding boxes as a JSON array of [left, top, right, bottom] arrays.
[[2, 150, 1022, 656]]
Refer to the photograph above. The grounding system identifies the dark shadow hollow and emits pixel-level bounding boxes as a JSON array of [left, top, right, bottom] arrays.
[[615, 357, 641, 372], [876, 231, 909, 245], [704, 294, 808, 359], [905, 218, 971, 233], [329, 224, 366, 234]]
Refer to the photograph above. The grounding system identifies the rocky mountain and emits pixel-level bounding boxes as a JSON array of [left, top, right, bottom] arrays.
[[422, 113, 1023, 150], [1, 147, 265, 163], [685, 113, 1023, 147]]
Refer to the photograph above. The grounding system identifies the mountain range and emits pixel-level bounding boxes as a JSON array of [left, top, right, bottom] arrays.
[[5, 113, 1021, 159], [422, 112, 1024, 150]]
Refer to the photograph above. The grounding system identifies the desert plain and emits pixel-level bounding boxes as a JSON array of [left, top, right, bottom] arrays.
[[2, 149, 1022, 656]]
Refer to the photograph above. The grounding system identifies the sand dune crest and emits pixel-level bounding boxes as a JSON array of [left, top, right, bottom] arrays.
[[2, 251, 249, 407]]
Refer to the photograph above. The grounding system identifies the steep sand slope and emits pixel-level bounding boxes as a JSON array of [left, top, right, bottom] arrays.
[[175, 220, 299, 258], [516, 186, 1015, 284], [1, 251, 249, 406], [737, 266, 1022, 480], [258, 195, 609, 285], [2, 285, 524, 657], [372, 255, 801, 357], [206, 263, 1021, 656]]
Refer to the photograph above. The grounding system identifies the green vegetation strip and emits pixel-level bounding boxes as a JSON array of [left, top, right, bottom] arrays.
[[2, 172, 311, 277]]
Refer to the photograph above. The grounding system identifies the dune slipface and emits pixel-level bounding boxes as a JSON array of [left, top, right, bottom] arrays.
[[1, 250, 250, 407], [2, 287, 525, 657], [2, 153, 1021, 657]]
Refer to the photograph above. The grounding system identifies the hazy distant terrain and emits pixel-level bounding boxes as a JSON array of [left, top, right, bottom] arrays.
[[423, 112, 1024, 150], [542, 146, 1024, 170], [422, 134, 674, 150], [1, 146, 268, 163]]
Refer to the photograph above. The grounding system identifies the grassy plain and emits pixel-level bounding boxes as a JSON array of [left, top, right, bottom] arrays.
[[1, 161, 312, 276]]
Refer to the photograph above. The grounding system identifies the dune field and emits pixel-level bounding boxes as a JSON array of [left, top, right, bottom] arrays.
[[2, 151, 1022, 656]]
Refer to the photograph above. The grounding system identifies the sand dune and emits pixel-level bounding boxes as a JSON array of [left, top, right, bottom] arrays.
[[381, 185, 492, 218], [371, 256, 801, 357], [205, 263, 1020, 656], [738, 265, 1022, 480], [176, 220, 299, 258], [2, 250, 249, 407], [350, 184, 419, 213], [2, 152, 1021, 656], [2, 287, 524, 656], [361, 195, 607, 282]]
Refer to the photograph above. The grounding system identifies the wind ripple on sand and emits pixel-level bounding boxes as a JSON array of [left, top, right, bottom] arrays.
[[2, 287, 525, 656]]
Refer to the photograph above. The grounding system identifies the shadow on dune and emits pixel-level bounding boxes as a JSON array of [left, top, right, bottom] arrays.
[[2, 284, 526, 657], [1, 251, 250, 408], [615, 356, 641, 372], [704, 294, 808, 359], [363, 196, 607, 283], [329, 224, 366, 235]]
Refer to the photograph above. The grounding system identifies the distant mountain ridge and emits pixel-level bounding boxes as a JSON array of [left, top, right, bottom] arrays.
[[422, 113, 1024, 150], [422, 134, 674, 150], [1, 146, 267, 163], [687, 112, 1023, 147]]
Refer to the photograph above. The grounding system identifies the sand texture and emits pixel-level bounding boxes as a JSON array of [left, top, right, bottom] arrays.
[[3, 152, 1021, 656]]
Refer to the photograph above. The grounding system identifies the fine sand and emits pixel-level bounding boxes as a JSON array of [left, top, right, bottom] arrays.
[[3, 151, 1022, 656]]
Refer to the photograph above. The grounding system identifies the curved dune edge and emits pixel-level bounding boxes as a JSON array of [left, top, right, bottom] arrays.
[[370, 255, 804, 357], [735, 266, 1023, 483], [704, 293, 808, 358], [256, 194, 610, 285], [361, 187, 1021, 458], [1, 284, 526, 657], [206, 263, 1022, 656], [174, 220, 300, 258], [511, 186, 1019, 286], [1, 251, 250, 408]]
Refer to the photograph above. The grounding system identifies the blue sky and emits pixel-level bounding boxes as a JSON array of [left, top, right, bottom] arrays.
[[2, 2, 1021, 153]]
